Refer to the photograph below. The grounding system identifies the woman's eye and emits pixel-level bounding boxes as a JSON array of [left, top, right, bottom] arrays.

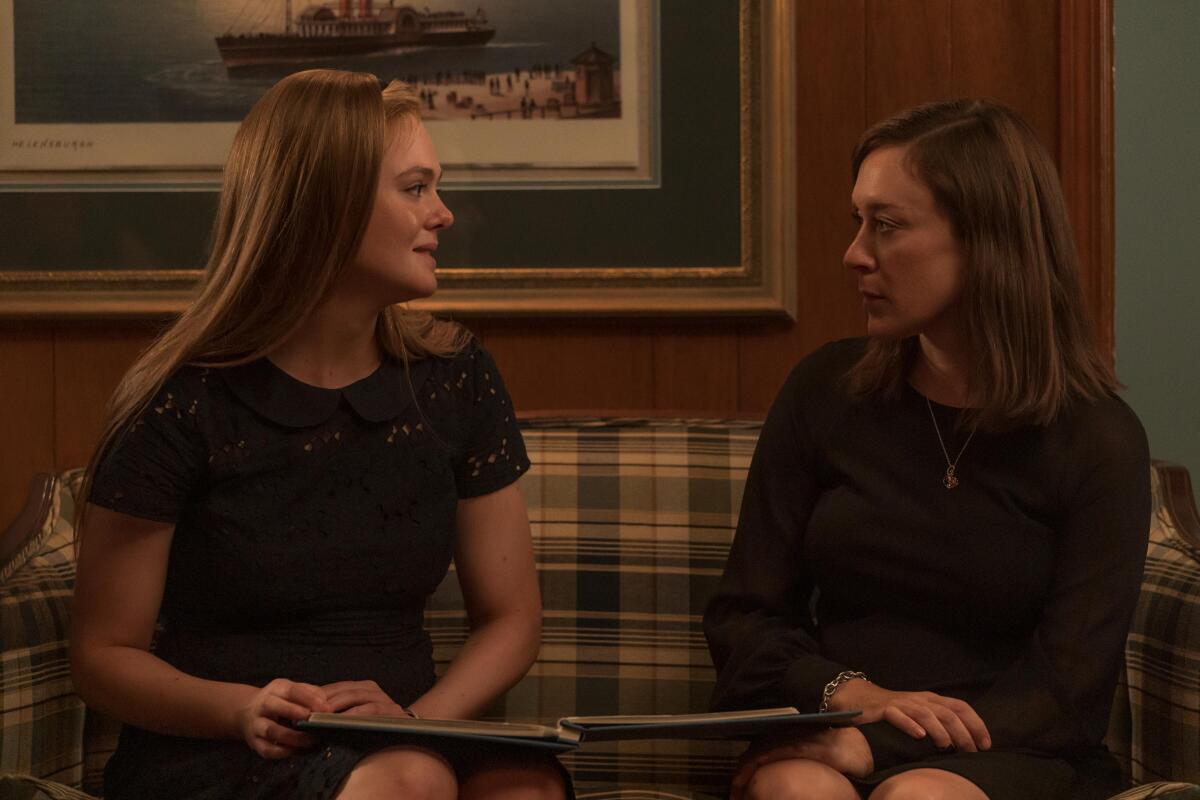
[[874, 218, 896, 233], [406, 183, 427, 197]]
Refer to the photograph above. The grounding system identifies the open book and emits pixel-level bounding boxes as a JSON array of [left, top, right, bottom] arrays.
[[299, 707, 860, 751]]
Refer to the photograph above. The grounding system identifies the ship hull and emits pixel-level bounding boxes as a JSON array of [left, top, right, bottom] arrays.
[[216, 29, 495, 70]]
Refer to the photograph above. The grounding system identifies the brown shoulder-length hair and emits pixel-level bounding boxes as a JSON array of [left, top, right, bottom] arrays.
[[77, 69, 468, 533], [845, 98, 1117, 430]]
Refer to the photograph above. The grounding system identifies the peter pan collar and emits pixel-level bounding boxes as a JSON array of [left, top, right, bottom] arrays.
[[221, 355, 435, 427]]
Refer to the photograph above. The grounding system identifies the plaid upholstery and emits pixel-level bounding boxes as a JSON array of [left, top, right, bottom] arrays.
[[1107, 465, 1200, 787], [1108, 783, 1200, 800], [0, 469, 112, 799], [3, 420, 1198, 799], [427, 417, 761, 798], [0, 474, 85, 788]]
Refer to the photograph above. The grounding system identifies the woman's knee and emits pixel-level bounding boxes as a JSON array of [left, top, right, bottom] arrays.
[[744, 758, 858, 800], [335, 746, 457, 800], [869, 768, 989, 800], [459, 759, 567, 800]]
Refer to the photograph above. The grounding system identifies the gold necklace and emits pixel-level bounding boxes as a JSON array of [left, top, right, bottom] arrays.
[[925, 397, 977, 489]]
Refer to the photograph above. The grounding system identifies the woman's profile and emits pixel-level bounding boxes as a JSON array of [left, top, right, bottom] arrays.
[[705, 98, 1149, 800], [69, 69, 568, 800]]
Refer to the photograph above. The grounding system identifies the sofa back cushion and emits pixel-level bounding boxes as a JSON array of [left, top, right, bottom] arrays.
[[427, 417, 761, 794]]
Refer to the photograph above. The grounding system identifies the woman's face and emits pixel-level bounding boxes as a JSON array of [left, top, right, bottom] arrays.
[[843, 145, 965, 341], [350, 120, 453, 304]]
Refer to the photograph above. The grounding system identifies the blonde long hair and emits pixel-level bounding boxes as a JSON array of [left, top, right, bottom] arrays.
[[845, 98, 1117, 430], [79, 70, 467, 530]]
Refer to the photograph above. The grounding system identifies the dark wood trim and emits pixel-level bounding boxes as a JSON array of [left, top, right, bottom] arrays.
[[1154, 461, 1200, 552], [1058, 0, 1115, 361], [0, 472, 56, 571]]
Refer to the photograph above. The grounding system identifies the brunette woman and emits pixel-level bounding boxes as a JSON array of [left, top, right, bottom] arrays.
[[705, 99, 1149, 800]]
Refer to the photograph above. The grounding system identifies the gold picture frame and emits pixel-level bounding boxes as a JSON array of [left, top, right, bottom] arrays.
[[0, 1, 795, 319]]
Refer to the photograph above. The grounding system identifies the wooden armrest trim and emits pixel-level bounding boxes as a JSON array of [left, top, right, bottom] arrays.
[[1154, 461, 1200, 552], [0, 473, 58, 580]]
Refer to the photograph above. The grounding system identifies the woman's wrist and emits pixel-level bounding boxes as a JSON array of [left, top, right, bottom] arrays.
[[222, 683, 261, 740], [820, 670, 870, 713]]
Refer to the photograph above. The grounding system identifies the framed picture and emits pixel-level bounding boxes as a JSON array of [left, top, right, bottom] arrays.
[[0, 0, 796, 319], [1, 0, 655, 189]]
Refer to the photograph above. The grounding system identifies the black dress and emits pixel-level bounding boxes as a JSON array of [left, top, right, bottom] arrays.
[[90, 339, 554, 799], [703, 338, 1150, 800]]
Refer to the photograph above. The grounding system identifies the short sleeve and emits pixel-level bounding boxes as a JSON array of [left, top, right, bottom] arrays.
[[89, 372, 208, 523], [453, 342, 530, 498]]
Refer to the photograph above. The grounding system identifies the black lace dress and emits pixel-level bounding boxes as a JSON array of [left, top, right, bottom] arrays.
[[90, 340, 556, 799]]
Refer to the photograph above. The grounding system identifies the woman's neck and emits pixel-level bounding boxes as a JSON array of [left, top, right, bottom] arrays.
[[269, 299, 381, 389], [910, 333, 971, 408]]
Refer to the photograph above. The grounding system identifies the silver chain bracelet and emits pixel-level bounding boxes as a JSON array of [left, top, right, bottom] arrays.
[[819, 670, 868, 713]]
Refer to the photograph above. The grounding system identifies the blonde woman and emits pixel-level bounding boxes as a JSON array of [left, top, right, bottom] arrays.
[[69, 70, 568, 800], [705, 99, 1149, 800]]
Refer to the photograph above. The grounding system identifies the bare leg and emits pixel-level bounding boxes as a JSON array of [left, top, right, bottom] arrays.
[[333, 745, 457, 800], [743, 758, 859, 800], [869, 768, 990, 800], [459, 758, 567, 800]]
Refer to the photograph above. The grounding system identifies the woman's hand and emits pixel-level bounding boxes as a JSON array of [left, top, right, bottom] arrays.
[[322, 679, 412, 718], [731, 726, 873, 799], [830, 678, 991, 752], [234, 678, 330, 759]]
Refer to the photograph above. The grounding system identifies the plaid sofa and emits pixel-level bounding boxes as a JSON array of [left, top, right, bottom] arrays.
[[1, 417, 1198, 799]]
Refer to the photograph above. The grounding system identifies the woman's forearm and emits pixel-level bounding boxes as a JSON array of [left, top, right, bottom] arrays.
[[409, 609, 540, 719], [72, 644, 256, 740]]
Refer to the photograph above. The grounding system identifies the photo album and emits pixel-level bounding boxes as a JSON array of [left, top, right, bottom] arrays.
[[300, 708, 860, 752]]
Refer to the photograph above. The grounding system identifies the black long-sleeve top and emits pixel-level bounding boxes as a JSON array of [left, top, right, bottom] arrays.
[[703, 338, 1150, 769]]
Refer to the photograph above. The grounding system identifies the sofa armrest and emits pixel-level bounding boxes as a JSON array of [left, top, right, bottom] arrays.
[[1113, 462, 1200, 786], [1, 472, 91, 790]]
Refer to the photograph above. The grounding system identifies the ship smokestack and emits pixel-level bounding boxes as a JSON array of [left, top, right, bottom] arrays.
[[339, 0, 351, 18], [359, 0, 373, 18]]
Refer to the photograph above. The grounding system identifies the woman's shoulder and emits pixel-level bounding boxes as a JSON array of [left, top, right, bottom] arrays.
[[780, 337, 867, 399], [1055, 392, 1148, 451], [799, 337, 868, 373], [759, 338, 867, 443], [98, 365, 215, 473], [406, 336, 517, 418], [139, 363, 223, 420], [1045, 393, 1150, 498], [414, 336, 502, 381]]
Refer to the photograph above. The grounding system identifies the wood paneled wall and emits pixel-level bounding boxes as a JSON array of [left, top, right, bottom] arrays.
[[0, 0, 1111, 528]]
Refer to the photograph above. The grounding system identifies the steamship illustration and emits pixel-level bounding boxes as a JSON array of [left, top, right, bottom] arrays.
[[215, 2, 496, 71]]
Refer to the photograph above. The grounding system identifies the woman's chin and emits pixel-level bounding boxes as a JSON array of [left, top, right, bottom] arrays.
[[865, 317, 906, 340], [383, 280, 438, 307]]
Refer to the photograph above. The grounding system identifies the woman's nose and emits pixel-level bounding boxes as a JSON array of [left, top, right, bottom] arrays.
[[843, 226, 873, 272], [431, 194, 454, 230]]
